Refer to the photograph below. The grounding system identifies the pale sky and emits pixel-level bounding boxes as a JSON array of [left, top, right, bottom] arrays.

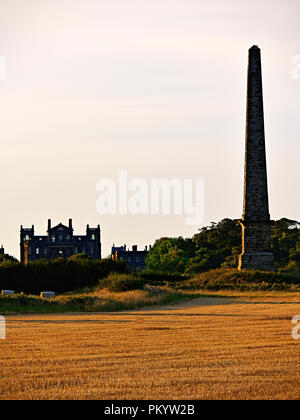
[[0, 0, 299, 259]]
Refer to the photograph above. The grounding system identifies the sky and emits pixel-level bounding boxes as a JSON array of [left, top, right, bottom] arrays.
[[0, 0, 299, 259]]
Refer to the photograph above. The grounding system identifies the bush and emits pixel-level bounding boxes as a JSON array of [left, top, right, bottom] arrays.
[[0, 258, 128, 294], [99, 273, 146, 292], [175, 268, 300, 291], [138, 271, 189, 284], [0, 293, 59, 307]]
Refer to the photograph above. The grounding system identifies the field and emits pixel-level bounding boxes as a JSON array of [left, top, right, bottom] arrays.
[[1, 294, 300, 400]]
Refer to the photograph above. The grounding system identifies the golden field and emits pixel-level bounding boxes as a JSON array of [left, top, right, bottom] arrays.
[[0, 294, 300, 400]]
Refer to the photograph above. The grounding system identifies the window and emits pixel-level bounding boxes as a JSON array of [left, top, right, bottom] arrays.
[[74, 247, 78, 254], [24, 235, 30, 241], [91, 234, 96, 240], [28, 246, 32, 255], [59, 235, 63, 241], [59, 250, 63, 256], [66, 235, 70, 240], [36, 248, 40, 255], [43, 248, 47, 255], [52, 237, 55, 243]]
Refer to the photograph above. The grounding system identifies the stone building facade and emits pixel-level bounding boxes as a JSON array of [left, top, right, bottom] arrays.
[[20, 219, 101, 264], [111, 245, 148, 271], [238, 46, 275, 271]]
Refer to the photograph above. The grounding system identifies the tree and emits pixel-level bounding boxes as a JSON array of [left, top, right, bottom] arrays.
[[271, 218, 300, 269], [221, 246, 241, 268], [145, 237, 195, 274], [67, 253, 92, 263], [189, 219, 241, 271], [273, 218, 300, 235], [0, 253, 18, 263], [185, 248, 224, 274], [146, 218, 300, 274], [192, 219, 241, 255]]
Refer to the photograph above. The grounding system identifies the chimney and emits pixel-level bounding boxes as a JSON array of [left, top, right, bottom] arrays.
[[132, 245, 137, 252], [69, 219, 73, 229], [48, 219, 51, 231]]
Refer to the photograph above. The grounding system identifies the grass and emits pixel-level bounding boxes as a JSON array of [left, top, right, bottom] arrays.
[[178, 289, 300, 298], [1, 267, 300, 314], [1, 294, 299, 400], [0, 287, 193, 315], [174, 268, 300, 291]]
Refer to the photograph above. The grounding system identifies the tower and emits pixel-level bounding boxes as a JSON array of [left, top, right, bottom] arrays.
[[238, 46, 275, 271]]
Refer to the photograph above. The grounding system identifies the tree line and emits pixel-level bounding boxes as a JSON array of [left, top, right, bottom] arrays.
[[0, 254, 127, 294], [145, 218, 300, 274], [1, 218, 299, 294]]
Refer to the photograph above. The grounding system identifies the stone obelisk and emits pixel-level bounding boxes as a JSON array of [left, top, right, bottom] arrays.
[[238, 46, 275, 271]]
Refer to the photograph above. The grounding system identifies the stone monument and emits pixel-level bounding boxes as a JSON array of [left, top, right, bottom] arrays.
[[238, 46, 275, 271]]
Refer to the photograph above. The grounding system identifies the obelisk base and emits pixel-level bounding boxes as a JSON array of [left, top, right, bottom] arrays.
[[238, 252, 275, 271]]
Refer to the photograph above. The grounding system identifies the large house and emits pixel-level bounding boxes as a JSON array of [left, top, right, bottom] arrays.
[[111, 244, 149, 271], [20, 219, 101, 264]]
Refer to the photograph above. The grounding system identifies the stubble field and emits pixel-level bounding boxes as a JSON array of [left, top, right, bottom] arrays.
[[0, 295, 300, 400]]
